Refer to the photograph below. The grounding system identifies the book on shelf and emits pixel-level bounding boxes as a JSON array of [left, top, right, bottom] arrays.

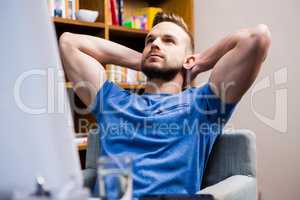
[[145, 7, 163, 30], [110, 0, 119, 25], [121, 6, 162, 30], [66, 0, 77, 19], [107, 0, 161, 30], [48, 0, 79, 20], [116, 0, 124, 26], [132, 7, 162, 30], [108, 0, 123, 26], [106, 64, 147, 85]]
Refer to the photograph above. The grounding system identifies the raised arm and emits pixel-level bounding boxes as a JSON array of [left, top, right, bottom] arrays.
[[59, 32, 142, 106], [185, 24, 271, 103]]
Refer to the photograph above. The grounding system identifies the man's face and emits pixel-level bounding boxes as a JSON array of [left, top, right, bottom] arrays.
[[141, 22, 191, 81]]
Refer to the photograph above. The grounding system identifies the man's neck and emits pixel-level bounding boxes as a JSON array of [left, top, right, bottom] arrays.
[[144, 73, 184, 94]]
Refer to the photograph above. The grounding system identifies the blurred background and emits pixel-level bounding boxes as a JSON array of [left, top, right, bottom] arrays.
[[194, 0, 299, 199]]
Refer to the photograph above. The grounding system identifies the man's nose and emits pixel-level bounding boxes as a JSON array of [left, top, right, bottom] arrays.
[[151, 38, 161, 50]]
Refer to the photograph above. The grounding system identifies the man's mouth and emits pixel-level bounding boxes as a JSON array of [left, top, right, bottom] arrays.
[[147, 53, 164, 59]]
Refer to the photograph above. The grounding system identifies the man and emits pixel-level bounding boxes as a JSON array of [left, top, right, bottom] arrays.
[[59, 12, 271, 198]]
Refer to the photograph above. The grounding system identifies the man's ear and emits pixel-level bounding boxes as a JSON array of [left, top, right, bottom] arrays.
[[183, 55, 196, 70]]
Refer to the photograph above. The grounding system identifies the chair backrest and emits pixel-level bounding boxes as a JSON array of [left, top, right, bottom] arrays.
[[201, 129, 256, 189]]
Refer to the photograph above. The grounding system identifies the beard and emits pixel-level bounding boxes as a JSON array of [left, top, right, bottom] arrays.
[[141, 61, 182, 81]]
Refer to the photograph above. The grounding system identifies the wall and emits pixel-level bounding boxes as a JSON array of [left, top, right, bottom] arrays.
[[193, 0, 300, 199]]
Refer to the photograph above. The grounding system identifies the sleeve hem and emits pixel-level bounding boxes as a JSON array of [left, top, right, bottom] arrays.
[[206, 83, 238, 109], [89, 80, 113, 116]]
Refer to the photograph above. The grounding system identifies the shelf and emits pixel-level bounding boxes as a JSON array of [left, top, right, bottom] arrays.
[[65, 81, 145, 90], [109, 25, 148, 38], [53, 17, 105, 29], [52, 17, 148, 37], [117, 82, 146, 89]]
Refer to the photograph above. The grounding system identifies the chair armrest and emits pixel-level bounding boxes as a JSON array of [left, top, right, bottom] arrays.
[[85, 130, 100, 169], [83, 168, 97, 190], [197, 175, 256, 200]]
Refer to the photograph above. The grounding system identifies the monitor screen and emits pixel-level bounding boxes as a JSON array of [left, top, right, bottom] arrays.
[[0, 1, 82, 198]]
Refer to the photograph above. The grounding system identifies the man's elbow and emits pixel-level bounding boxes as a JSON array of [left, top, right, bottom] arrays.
[[59, 32, 78, 52], [240, 24, 271, 62], [58, 32, 80, 74], [252, 24, 271, 51]]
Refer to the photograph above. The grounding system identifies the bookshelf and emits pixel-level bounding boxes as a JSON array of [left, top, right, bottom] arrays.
[[53, 17, 105, 28], [53, 17, 148, 37], [52, 0, 194, 151]]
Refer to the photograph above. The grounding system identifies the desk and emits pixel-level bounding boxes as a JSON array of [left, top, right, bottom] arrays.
[[140, 195, 214, 200], [89, 195, 213, 200]]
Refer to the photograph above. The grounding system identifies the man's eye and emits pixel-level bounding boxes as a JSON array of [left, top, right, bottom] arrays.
[[164, 38, 175, 44], [146, 38, 154, 44]]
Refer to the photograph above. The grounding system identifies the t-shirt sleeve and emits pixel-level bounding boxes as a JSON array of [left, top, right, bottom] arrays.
[[90, 80, 128, 116], [192, 83, 238, 125]]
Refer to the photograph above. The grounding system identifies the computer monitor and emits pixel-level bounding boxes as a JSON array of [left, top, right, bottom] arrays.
[[0, 1, 83, 199]]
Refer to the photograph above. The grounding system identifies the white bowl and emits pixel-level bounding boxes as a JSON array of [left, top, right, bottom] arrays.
[[76, 9, 99, 22]]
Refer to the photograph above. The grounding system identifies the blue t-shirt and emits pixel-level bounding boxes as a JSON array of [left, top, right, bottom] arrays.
[[91, 80, 237, 199]]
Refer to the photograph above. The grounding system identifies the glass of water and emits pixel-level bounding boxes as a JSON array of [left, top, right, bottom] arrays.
[[97, 155, 133, 200]]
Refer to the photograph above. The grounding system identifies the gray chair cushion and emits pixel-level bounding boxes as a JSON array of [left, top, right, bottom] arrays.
[[201, 129, 256, 189]]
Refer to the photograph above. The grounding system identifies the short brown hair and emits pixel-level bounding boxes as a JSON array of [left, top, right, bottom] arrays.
[[152, 12, 194, 53]]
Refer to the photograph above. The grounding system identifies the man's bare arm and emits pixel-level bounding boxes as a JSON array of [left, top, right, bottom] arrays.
[[187, 24, 271, 102], [59, 32, 142, 106]]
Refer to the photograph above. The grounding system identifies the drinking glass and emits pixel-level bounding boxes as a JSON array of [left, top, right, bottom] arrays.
[[97, 155, 133, 200]]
